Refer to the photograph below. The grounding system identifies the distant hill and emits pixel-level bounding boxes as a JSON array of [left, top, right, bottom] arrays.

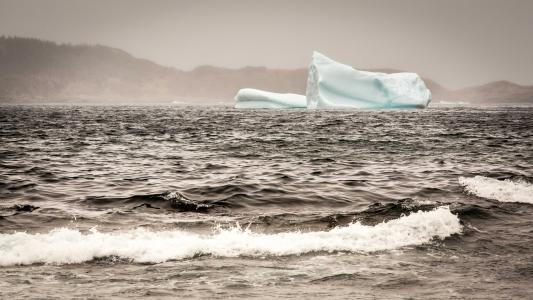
[[0, 37, 306, 104], [1, 37, 532, 105], [447, 81, 533, 104]]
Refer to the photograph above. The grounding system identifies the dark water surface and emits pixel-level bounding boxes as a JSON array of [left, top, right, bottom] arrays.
[[0, 105, 532, 299]]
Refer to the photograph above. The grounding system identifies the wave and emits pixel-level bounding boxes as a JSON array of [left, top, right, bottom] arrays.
[[0, 207, 460, 266], [459, 176, 533, 204], [84, 191, 219, 212]]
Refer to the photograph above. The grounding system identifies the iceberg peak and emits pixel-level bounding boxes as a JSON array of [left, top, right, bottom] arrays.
[[312, 51, 334, 63], [307, 52, 431, 109]]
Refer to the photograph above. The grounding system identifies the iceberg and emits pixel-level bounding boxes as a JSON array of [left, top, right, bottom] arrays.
[[233, 52, 431, 109], [306, 52, 431, 109], [234, 88, 307, 109]]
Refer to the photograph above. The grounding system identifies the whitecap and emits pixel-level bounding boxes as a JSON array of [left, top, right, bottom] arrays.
[[459, 176, 533, 204], [0, 206, 460, 266]]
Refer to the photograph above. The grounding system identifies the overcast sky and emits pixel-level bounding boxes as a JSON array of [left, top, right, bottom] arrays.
[[1, 0, 532, 88]]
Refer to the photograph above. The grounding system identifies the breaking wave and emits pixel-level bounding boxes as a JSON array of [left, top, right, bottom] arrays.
[[0, 207, 460, 266], [459, 176, 533, 204]]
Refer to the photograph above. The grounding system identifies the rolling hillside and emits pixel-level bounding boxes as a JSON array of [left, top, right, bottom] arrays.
[[1, 37, 531, 105]]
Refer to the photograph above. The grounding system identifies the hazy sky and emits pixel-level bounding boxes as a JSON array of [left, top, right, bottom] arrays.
[[1, 0, 532, 88]]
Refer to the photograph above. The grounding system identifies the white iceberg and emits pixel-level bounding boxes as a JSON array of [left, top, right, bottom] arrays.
[[234, 88, 306, 109], [234, 52, 431, 109], [306, 52, 431, 109]]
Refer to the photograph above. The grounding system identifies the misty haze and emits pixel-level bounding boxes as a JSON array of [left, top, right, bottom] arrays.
[[0, 0, 532, 299]]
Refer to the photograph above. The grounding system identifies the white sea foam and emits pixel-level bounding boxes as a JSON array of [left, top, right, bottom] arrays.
[[459, 176, 533, 204], [0, 207, 460, 266]]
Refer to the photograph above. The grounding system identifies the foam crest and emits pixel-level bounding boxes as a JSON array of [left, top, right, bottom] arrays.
[[0, 207, 460, 266], [459, 176, 533, 204]]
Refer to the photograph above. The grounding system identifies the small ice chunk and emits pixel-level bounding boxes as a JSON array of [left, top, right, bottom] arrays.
[[234, 88, 307, 109], [306, 52, 431, 109]]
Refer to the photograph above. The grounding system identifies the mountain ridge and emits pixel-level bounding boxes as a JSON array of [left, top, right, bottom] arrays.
[[1, 36, 532, 105]]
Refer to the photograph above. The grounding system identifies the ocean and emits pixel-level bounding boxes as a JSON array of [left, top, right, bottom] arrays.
[[0, 105, 532, 299]]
